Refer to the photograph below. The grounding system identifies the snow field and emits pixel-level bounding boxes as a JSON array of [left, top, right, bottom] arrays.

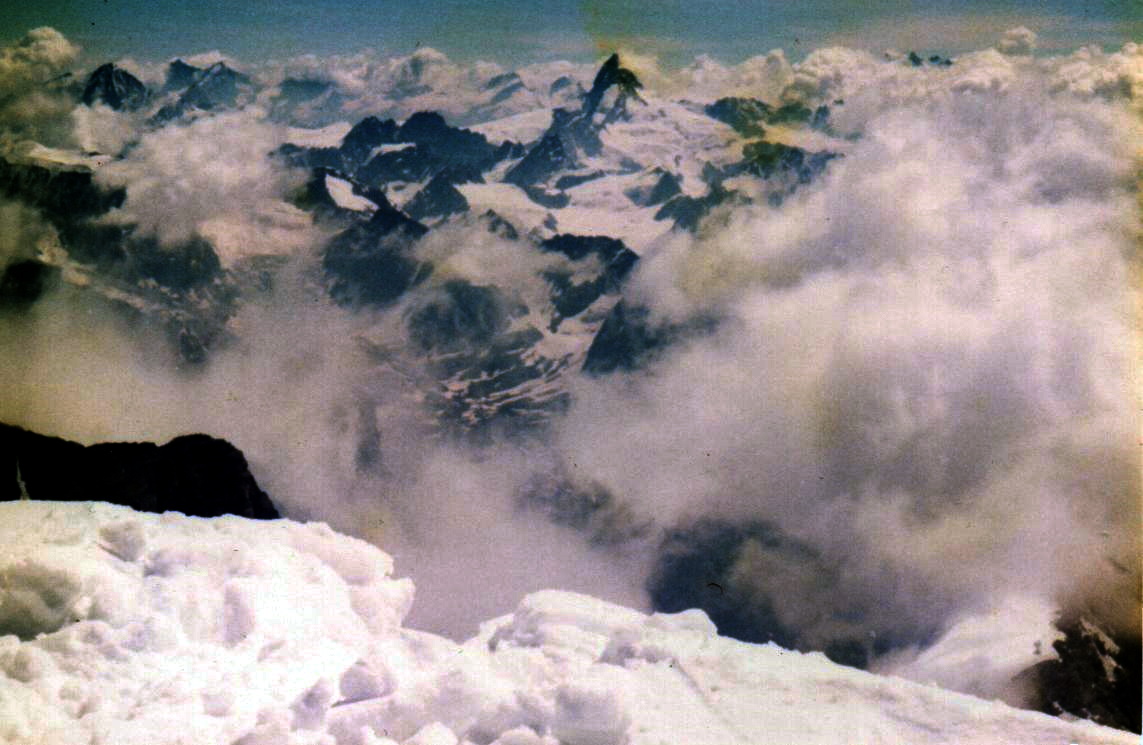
[[0, 502, 1135, 745]]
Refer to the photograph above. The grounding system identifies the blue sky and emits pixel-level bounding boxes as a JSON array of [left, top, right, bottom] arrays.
[[4, 0, 1140, 66]]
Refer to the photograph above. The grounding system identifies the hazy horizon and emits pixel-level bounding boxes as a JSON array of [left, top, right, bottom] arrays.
[[5, 0, 1140, 70]]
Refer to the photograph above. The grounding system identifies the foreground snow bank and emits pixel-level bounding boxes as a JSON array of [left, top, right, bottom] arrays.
[[0, 503, 1133, 745]]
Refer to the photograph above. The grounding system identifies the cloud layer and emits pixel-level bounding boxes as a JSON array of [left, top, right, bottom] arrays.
[[0, 28, 1138, 708]]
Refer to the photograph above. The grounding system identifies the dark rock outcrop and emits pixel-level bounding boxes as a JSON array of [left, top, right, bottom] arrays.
[[517, 471, 649, 546], [152, 62, 254, 122], [0, 260, 59, 311], [296, 167, 386, 222], [649, 519, 817, 649], [162, 59, 202, 93], [0, 157, 236, 365], [624, 169, 682, 207], [1020, 613, 1142, 733], [704, 97, 771, 138], [406, 280, 512, 353], [539, 234, 638, 324], [582, 53, 644, 120], [550, 76, 574, 94], [736, 140, 838, 182], [323, 201, 430, 307], [403, 174, 470, 221], [479, 209, 519, 240], [277, 78, 334, 103], [82, 63, 150, 111], [0, 157, 125, 221], [506, 53, 642, 188], [0, 423, 279, 519], [353, 112, 503, 187], [505, 125, 576, 187], [705, 97, 831, 134], [662, 141, 837, 224], [178, 61, 251, 109], [340, 116, 401, 168], [654, 183, 744, 231], [648, 518, 886, 669], [583, 300, 720, 374]]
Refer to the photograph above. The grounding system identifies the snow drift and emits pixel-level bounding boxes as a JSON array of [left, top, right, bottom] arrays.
[[0, 501, 1135, 745]]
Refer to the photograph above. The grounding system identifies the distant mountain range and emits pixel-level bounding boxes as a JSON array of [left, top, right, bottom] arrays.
[[0, 48, 1137, 735]]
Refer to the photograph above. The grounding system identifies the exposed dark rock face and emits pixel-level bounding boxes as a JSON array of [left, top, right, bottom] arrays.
[[403, 174, 470, 221], [704, 97, 771, 138], [178, 62, 251, 109], [386, 230, 641, 439], [287, 112, 513, 188], [1020, 613, 1142, 733], [654, 142, 837, 229], [582, 300, 720, 374], [648, 518, 885, 669], [0, 260, 59, 310], [0, 157, 241, 366], [340, 116, 401, 168], [481, 71, 527, 108], [128, 234, 222, 290], [506, 53, 642, 189], [162, 59, 202, 93], [489, 79, 526, 105], [705, 96, 832, 134], [539, 233, 631, 264], [520, 184, 570, 209], [0, 157, 224, 291], [0, 157, 125, 221], [539, 234, 638, 323], [582, 53, 644, 119], [406, 280, 513, 353], [655, 183, 745, 231], [353, 112, 503, 187], [583, 302, 661, 374], [903, 51, 954, 68], [275, 142, 343, 171], [553, 170, 605, 191], [505, 126, 575, 187], [736, 140, 838, 182], [296, 167, 386, 222], [480, 210, 519, 240], [624, 169, 682, 207], [152, 62, 254, 122], [0, 423, 279, 519], [322, 202, 430, 307], [277, 78, 333, 102], [400, 111, 498, 164], [82, 63, 150, 111], [484, 71, 521, 91], [550, 76, 574, 94], [649, 520, 815, 649]]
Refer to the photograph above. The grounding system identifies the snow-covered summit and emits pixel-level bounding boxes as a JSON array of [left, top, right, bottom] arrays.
[[0, 501, 1134, 745]]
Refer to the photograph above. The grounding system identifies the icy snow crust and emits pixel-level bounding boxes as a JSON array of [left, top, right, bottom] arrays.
[[0, 502, 1133, 745]]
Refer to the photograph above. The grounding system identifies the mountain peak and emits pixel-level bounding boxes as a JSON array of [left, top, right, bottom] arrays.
[[582, 52, 644, 118], [162, 58, 202, 92], [81, 63, 149, 111]]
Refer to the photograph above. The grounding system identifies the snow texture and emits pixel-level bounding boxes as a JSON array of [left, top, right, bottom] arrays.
[[0, 501, 1133, 745]]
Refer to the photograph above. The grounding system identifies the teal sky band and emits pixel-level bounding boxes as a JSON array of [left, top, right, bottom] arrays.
[[2, 0, 1139, 67]]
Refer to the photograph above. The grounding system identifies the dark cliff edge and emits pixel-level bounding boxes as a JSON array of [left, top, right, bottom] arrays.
[[1, 423, 279, 519]]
